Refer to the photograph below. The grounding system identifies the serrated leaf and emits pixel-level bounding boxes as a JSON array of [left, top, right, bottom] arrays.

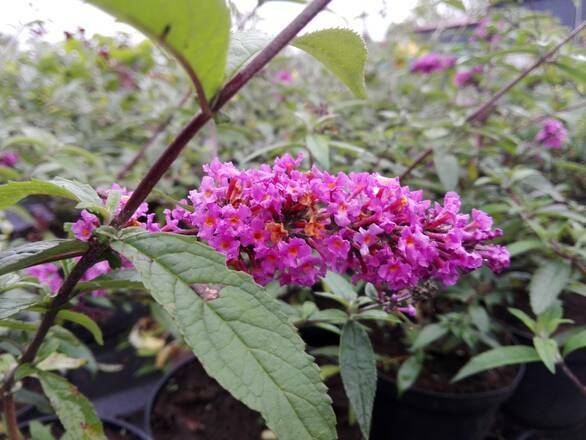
[[226, 31, 270, 79], [411, 323, 448, 351], [321, 271, 356, 302], [0, 239, 88, 277], [453, 346, 540, 382], [306, 134, 330, 170], [529, 261, 571, 315], [87, 0, 230, 99], [339, 321, 376, 439], [112, 232, 336, 440], [293, 29, 367, 98], [0, 291, 40, 320], [75, 269, 144, 292], [563, 330, 586, 357], [434, 153, 459, 191], [533, 337, 559, 373], [57, 310, 103, 346], [397, 355, 423, 396], [36, 370, 106, 439]]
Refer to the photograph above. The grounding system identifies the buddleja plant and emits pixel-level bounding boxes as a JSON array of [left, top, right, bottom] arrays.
[[0, 1, 372, 438]]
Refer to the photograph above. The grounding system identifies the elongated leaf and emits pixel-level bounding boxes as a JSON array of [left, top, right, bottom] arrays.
[[75, 269, 144, 292], [0, 240, 88, 276], [411, 323, 448, 351], [453, 346, 540, 382], [29, 420, 57, 440], [321, 271, 356, 302], [529, 261, 571, 315], [434, 153, 459, 191], [87, 0, 230, 99], [397, 355, 423, 396], [0, 292, 40, 319], [0, 178, 104, 216], [507, 240, 542, 257], [306, 134, 330, 170], [57, 310, 103, 345], [226, 31, 270, 79], [563, 330, 586, 357], [533, 337, 559, 373], [112, 232, 336, 440], [508, 307, 536, 332], [293, 29, 367, 98], [339, 321, 376, 439], [36, 370, 106, 439]]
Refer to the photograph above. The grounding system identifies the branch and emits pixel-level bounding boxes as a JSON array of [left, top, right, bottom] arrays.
[[560, 360, 586, 397], [116, 90, 192, 180], [400, 21, 586, 181], [3, 393, 20, 440], [113, 0, 332, 227]]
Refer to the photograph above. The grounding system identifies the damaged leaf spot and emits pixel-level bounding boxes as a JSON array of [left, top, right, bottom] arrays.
[[190, 283, 222, 301], [161, 24, 171, 40]]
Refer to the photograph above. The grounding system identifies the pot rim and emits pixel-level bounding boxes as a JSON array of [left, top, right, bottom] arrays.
[[379, 359, 526, 400], [143, 354, 197, 438], [18, 414, 151, 440]]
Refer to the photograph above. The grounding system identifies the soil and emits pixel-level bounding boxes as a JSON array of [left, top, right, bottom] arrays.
[[372, 325, 518, 394], [150, 359, 266, 440]]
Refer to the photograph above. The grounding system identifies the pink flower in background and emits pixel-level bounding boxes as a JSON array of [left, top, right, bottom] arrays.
[[473, 17, 506, 44], [0, 151, 19, 167], [536, 118, 567, 149], [274, 70, 294, 83], [454, 66, 483, 87], [410, 53, 457, 74]]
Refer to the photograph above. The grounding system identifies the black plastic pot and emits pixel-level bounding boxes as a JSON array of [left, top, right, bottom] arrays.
[[372, 364, 525, 440], [19, 415, 150, 439], [503, 330, 586, 430]]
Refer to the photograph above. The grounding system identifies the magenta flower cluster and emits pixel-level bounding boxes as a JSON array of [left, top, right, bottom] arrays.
[[454, 66, 483, 88], [535, 118, 567, 149], [160, 155, 509, 300], [472, 17, 505, 44], [410, 53, 456, 74]]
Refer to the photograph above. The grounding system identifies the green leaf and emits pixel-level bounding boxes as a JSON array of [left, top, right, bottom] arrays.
[[453, 346, 541, 382], [567, 282, 586, 297], [306, 134, 330, 170], [112, 232, 336, 440], [529, 261, 571, 315], [0, 239, 88, 276], [563, 330, 586, 357], [411, 323, 448, 351], [36, 370, 106, 439], [36, 353, 86, 371], [508, 307, 536, 332], [293, 29, 367, 98], [469, 305, 490, 333], [321, 271, 357, 302], [75, 269, 144, 292], [507, 240, 543, 257], [339, 321, 376, 439], [0, 178, 105, 217], [533, 337, 559, 374], [57, 310, 103, 346], [397, 355, 423, 396], [87, 0, 230, 99], [0, 292, 40, 320], [444, 0, 465, 11], [29, 420, 57, 440], [226, 31, 270, 79], [434, 153, 459, 191]]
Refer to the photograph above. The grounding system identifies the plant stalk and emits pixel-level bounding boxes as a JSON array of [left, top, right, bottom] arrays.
[[560, 360, 586, 397]]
